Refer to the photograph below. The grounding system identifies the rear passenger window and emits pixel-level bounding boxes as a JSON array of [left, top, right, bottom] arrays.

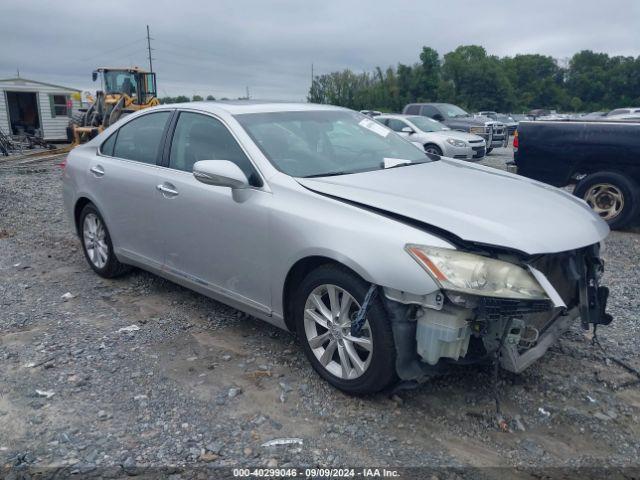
[[112, 111, 171, 164], [100, 132, 117, 156], [169, 112, 262, 186]]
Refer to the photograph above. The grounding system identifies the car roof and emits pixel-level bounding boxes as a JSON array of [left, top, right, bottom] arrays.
[[151, 101, 344, 115]]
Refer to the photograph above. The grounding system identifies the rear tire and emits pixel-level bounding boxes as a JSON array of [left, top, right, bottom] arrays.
[[79, 203, 131, 278], [574, 171, 639, 230], [293, 264, 397, 395]]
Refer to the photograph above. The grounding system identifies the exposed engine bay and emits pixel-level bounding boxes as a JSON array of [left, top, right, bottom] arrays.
[[382, 243, 612, 381]]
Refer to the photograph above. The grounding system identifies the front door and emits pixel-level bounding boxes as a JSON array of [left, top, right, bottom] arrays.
[[157, 111, 272, 314]]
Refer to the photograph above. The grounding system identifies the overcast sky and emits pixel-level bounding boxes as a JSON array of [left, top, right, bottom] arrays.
[[1, 0, 638, 100]]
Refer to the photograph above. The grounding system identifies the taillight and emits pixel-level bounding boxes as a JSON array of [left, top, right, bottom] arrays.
[[512, 130, 519, 151], [57, 157, 67, 169]]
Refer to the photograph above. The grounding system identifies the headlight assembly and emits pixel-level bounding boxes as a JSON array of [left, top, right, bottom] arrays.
[[446, 138, 467, 147], [405, 244, 548, 300]]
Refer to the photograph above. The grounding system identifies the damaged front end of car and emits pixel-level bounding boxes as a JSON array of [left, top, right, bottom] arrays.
[[380, 242, 612, 382]]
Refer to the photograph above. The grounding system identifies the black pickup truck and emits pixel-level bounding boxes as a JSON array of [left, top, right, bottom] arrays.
[[512, 120, 640, 229]]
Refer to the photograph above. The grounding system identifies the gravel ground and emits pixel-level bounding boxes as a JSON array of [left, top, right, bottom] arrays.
[[1, 149, 639, 479]]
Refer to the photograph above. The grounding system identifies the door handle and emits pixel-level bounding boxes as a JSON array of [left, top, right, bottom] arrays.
[[156, 183, 179, 197], [90, 165, 105, 177]]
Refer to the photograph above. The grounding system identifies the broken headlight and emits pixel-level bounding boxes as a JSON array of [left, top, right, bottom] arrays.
[[405, 245, 549, 300]]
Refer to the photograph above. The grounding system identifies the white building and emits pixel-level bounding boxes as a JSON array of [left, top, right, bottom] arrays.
[[0, 77, 82, 141]]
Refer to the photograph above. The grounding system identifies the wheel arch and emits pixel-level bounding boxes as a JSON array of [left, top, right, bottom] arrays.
[[281, 255, 368, 332], [73, 197, 94, 235]]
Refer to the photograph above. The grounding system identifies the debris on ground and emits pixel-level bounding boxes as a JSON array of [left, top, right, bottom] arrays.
[[116, 325, 140, 333], [261, 438, 304, 448], [35, 390, 55, 399]]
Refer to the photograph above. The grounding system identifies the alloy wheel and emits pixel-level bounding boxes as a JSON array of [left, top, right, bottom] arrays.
[[583, 183, 624, 221], [83, 213, 109, 268], [303, 284, 373, 380]]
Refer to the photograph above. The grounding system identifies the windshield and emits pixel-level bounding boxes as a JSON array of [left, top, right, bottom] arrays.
[[235, 110, 429, 178], [406, 116, 449, 132], [440, 104, 469, 118], [103, 70, 137, 95]]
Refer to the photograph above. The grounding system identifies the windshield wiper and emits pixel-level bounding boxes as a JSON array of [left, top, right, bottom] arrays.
[[303, 171, 351, 178], [381, 160, 431, 170]]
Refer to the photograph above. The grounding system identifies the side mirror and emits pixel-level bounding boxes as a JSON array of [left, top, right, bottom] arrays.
[[433, 114, 445, 122], [92, 71, 98, 82], [193, 160, 249, 189], [401, 126, 414, 134]]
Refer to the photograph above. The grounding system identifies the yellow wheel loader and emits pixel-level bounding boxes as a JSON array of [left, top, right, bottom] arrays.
[[68, 67, 159, 145]]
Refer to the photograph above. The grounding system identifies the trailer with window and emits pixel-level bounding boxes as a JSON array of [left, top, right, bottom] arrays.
[[0, 77, 81, 141]]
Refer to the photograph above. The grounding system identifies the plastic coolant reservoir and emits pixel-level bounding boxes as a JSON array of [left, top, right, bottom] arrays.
[[415, 306, 471, 365]]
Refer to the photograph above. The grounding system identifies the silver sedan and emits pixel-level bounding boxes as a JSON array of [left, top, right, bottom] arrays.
[[63, 102, 611, 394], [377, 114, 487, 160]]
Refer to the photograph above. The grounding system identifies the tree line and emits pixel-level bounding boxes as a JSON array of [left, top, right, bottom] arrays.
[[308, 45, 640, 113], [159, 94, 217, 104]]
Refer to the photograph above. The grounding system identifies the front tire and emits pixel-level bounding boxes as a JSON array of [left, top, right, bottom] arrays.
[[574, 171, 639, 230], [294, 264, 397, 395], [485, 147, 494, 154], [79, 203, 131, 278], [423, 144, 443, 156]]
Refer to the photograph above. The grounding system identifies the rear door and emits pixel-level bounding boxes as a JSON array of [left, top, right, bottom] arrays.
[[89, 110, 173, 268], [156, 110, 272, 314]]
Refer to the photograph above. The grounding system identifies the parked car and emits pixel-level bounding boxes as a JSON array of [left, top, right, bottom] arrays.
[[607, 113, 640, 121], [528, 109, 551, 119], [581, 111, 607, 119], [63, 102, 611, 394], [606, 107, 640, 117], [496, 114, 518, 134], [478, 111, 498, 120], [512, 119, 640, 229], [403, 103, 507, 154], [376, 114, 486, 160], [511, 113, 533, 122], [478, 111, 517, 133]]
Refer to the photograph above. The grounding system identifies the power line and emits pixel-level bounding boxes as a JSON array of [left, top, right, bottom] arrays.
[[76, 37, 147, 63]]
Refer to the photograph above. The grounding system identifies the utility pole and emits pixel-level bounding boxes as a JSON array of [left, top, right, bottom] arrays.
[[311, 63, 314, 88], [146, 25, 153, 72], [246, 86, 250, 99]]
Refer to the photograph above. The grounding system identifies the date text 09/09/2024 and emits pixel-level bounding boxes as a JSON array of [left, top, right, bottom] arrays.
[[232, 468, 400, 477]]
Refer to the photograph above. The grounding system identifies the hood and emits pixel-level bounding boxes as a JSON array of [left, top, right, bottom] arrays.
[[296, 159, 609, 255], [447, 117, 486, 127], [429, 130, 485, 143]]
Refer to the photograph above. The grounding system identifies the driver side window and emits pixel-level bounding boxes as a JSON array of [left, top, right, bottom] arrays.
[[169, 112, 262, 186], [387, 119, 409, 132]]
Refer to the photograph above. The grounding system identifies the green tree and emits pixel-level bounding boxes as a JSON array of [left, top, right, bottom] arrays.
[[192, 95, 203, 101], [441, 45, 515, 111]]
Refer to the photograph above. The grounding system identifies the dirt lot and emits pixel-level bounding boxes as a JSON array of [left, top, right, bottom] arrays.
[[1, 148, 639, 479]]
